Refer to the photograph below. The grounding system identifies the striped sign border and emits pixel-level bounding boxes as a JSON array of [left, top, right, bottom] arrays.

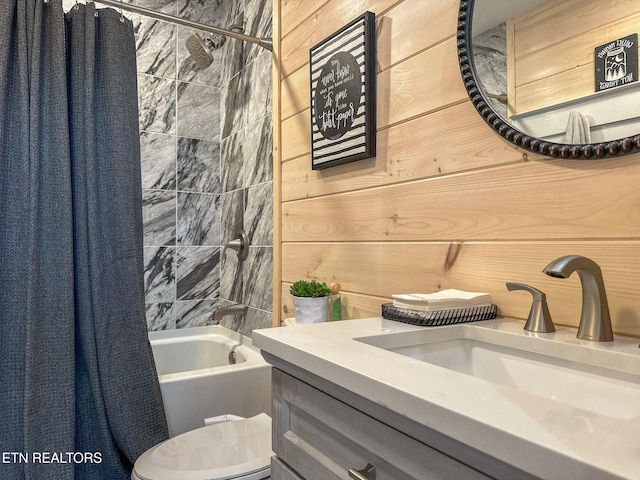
[[309, 11, 376, 169]]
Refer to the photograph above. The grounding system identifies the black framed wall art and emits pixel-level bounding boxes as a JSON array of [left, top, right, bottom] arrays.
[[594, 33, 638, 92], [309, 11, 376, 170]]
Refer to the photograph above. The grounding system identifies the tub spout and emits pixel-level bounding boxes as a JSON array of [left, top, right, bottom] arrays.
[[213, 303, 248, 322], [542, 255, 613, 342]]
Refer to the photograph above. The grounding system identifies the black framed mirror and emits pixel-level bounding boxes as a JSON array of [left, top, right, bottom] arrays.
[[458, 0, 640, 159]]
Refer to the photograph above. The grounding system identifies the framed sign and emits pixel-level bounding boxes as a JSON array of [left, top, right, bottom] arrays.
[[309, 11, 376, 170], [595, 33, 638, 92]]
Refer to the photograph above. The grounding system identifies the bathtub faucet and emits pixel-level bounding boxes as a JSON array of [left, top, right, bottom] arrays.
[[213, 303, 248, 322]]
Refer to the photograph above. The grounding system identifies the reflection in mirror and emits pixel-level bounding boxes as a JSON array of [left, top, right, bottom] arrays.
[[459, 0, 640, 159]]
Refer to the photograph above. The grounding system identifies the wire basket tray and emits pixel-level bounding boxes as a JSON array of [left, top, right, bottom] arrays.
[[381, 303, 497, 327]]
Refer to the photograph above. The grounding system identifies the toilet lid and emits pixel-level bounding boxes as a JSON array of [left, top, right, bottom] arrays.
[[133, 413, 272, 480]]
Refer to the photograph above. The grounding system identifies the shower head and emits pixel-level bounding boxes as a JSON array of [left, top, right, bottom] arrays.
[[95, 0, 273, 52], [185, 33, 223, 70]]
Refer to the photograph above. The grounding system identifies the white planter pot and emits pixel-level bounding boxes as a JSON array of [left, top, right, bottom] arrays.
[[292, 296, 329, 324]]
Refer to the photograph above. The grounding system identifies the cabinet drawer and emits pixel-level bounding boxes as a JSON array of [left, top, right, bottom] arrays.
[[271, 456, 303, 480], [272, 369, 489, 480]]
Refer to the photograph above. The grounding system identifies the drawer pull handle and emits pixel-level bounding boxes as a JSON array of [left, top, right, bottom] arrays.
[[348, 463, 376, 480]]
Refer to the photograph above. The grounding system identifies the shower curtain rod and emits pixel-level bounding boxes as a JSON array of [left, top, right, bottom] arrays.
[[94, 0, 273, 52]]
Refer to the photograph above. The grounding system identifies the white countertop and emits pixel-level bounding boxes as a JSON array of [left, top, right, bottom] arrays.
[[253, 317, 640, 480]]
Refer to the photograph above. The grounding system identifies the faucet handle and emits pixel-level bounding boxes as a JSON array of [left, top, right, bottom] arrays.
[[506, 282, 556, 333], [222, 230, 249, 261]]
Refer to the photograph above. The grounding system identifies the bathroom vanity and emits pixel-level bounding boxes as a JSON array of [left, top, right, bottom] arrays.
[[253, 318, 640, 480], [268, 368, 490, 479]]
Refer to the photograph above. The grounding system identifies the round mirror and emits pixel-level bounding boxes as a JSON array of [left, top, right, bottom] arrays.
[[458, 0, 640, 159]]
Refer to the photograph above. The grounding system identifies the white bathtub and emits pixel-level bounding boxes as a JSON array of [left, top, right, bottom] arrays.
[[149, 325, 272, 437]]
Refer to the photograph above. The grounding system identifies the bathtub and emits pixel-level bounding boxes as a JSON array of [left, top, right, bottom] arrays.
[[149, 325, 272, 437]]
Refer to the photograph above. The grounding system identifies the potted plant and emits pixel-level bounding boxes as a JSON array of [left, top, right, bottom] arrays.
[[289, 280, 331, 324]]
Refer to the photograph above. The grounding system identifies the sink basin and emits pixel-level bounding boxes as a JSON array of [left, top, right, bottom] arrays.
[[356, 324, 640, 420]]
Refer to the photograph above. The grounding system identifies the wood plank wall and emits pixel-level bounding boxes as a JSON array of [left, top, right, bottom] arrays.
[[273, 0, 640, 338], [510, 0, 640, 114]]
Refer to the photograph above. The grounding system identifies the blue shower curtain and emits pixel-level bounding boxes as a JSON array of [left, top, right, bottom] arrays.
[[0, 1, 169, 479]]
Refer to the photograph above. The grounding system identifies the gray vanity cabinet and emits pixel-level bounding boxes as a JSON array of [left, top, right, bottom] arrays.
[[271, 368, 490, 480]]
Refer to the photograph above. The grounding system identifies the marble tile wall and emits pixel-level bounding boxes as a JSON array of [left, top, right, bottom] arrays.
[[472, 23, 508, 119], [63, 0, 273, 335], [217, 0, 274, 337]]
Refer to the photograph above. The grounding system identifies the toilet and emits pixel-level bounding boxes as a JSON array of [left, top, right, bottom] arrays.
[[132, 413, 272, 480]]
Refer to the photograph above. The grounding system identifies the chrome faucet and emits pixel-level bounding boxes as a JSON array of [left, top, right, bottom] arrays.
[[212, 303, 248, 322], [542, 255, 613, 342]]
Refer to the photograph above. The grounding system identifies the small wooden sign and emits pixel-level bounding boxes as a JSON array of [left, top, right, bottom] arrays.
[[595, 33, 638, 92], [309, 12, 376, 170]]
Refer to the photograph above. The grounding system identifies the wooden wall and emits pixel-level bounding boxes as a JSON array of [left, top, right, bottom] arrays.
[[272, 0, 640, 338], [509, 0, 640, 114]]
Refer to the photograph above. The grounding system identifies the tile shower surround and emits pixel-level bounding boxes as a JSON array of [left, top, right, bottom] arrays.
[[61, 0, 273, 335]]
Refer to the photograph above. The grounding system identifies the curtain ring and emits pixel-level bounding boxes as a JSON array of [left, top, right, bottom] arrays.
[[119, 0, 125, 22]]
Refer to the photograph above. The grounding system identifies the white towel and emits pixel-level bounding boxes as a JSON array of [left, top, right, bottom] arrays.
[[392, 289, 492, 312], [563, 111, 591, 144]]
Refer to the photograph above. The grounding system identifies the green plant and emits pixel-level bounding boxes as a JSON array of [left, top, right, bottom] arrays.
[[290, 280, 331, 298]]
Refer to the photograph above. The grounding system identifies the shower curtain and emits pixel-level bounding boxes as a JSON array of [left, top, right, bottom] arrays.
[[0, 1, 169, 479]]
